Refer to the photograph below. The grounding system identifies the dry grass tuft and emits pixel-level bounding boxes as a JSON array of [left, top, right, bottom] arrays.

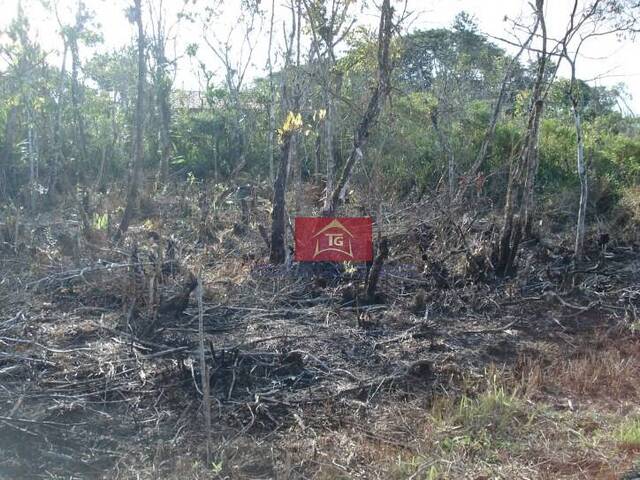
[[515, 335, 640, 404], [385, 345, 640, 480]]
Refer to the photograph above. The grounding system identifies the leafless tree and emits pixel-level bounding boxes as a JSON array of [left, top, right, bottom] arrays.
[[303, 0, 355, 212], [321, 0, 395, 216], [455, 32, 534, 203], [494, 0, 640, 273], [496, 0, 547, 275], [558, 0, 639, 260], [202, 2, 263, 178]]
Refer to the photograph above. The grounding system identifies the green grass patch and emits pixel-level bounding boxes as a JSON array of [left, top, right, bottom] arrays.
[[615, 417, 640, 450]]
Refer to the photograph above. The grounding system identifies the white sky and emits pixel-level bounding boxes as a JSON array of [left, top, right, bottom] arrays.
[[1, 0, 639, 114]]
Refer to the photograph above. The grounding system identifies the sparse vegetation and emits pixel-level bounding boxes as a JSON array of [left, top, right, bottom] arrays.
[[1, 0, 640, 478]]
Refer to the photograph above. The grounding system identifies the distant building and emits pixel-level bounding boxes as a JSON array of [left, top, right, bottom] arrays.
[[171, 90, 211, 112], [171, 89, 263, 113]]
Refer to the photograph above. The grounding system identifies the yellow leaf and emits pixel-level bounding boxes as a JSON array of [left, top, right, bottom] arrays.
[[279, 111, 304, 136]]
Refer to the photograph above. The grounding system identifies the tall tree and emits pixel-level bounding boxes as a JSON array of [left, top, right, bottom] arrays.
[[496, 0, 547, 275], [322, 0, 395, 216], [149, 0, 183, 188], [5, 2, 45, 210], [202, 1, 262, 178], [559, 0, 640, 260], [304, 0, 354, 211], [269, 5, 301, 264], [116, 0, 146, 240], [0, 106, 18, 202], [454, 31, 533, 203], [50, 25, 68, 201], [66, 1, 91, 184], [266, 0, 276, 182]]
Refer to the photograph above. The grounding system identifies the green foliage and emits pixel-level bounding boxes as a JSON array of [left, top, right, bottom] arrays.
[[538, 118, 578, 190], [172, 110, 223, 175], [598, 131, 640, 187], [0, 3, 638, 217], [615, 417, 640, 448], [92, 212, 109, 231]]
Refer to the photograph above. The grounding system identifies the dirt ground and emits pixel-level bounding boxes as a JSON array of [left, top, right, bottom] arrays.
[[1, 188, 639, 479]]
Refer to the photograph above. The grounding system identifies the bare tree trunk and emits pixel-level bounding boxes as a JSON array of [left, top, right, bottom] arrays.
[[69, 25, 88, 184], [49, 42, 68, 202], [267, 0, 276, 182], [202, 3, 261, 179], [270, 134, 293, 263], [366, 238, 389, 301], [572, 101, 587, 260], [0, 107, 18, 201], [268, 106, 276, 183], [320, 68, 344, 211], [148, 2, 179, 189], [95, 98, 112, 191], [430, 108, 455, 202], [557, 0, 640, 259], [156, 78, 172, 187], [323, 81, 335, 210], [292, 134, 303, 213], [521, 96, 545, 236], [314, 128, 321, 183], [322, 0, 394, 216], [563, 41, 588, 260], [27, 108, 37, 212], [496, 0, 546, 276], [496, 96, 544, 276], [116, 0, 145, 241], [95, 92, 119, 192], [230, 93, 246, 177], [454, 35, 533, 203], [269, 0, 301, 263], [213, 137, 220, 182], [293, 0, 303, 213]]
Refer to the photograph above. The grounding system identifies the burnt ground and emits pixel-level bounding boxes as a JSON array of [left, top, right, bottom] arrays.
[[1, 190, 639, 479]]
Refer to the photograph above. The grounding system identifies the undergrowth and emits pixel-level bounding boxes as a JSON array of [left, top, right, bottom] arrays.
[[387, 337, 640, 479]]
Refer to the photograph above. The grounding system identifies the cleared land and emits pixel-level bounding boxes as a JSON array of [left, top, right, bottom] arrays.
[[1, 188, 639, 479]]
